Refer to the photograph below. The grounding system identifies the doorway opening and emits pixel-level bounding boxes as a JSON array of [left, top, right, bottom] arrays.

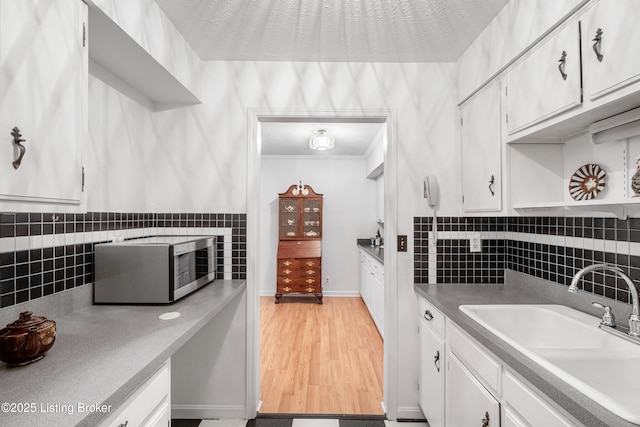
[[246, 110, 398, 419]]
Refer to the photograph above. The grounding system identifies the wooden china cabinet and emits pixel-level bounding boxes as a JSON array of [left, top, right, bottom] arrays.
[[275, 184, 323, 304]]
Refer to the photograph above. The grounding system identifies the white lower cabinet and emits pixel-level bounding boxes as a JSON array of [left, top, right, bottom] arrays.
[[418, 302, 445, 427], [359, 248, 384, 339], [417, 295, 585, 427], [446, 351, 500, 427], [99, 360, 171, 427], [502, 370, 577, 427]]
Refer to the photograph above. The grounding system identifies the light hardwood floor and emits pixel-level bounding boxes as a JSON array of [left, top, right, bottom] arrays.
[[260, 296, 384, 415]]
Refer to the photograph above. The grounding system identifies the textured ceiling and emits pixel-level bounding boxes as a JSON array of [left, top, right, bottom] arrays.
[[154, 0, 510, 62]]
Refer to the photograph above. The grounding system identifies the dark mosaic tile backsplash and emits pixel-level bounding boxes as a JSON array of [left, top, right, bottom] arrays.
[[414, 216, 640, 305], [0, 212, 246, 309]]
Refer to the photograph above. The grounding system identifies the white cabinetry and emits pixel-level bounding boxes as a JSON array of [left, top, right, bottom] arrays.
[[416, 294, 584, 427], [376, 174, 384, 223], [446, 351, 500, 427], [359, 248, 384, 339], [461, 79, 503, 213], [502, 369, 576, 427], [504, 19, 582, 136], [581, 0, 640, 102], [99, 360, 171, 427], [0, 0, 87, 210], [418, 298, 445, 427]]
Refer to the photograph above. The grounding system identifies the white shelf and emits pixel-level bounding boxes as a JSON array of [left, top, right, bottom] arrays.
[[513, 197, 640, 218]]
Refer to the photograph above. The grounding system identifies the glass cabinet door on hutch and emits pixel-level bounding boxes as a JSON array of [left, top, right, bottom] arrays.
[[279, 198, 299, 238]]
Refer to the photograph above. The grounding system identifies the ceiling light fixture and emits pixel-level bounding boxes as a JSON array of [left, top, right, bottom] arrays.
[[309, 129, 334, 151]]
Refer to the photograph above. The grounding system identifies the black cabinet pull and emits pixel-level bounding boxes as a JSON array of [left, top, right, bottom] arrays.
[[488, 175, 495, 196], [11, 127, 26, 169], [424, 310, 434, 321], [482, 411, 490, 427], [434, 350, 440, 372], [558, 50, 567, 80], [593, 28, 604, 62]]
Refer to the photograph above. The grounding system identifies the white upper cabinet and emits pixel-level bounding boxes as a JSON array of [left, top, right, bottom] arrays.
[[504, 18, 582, 136], [581, 0, 640, 102], [460, 80, 503, 213], [0, 0, 87, 209]]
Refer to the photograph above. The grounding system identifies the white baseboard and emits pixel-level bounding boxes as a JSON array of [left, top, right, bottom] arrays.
[[259, 289, 361, 297], [396, 406, 427, 421], [171, 404, 246, 419]]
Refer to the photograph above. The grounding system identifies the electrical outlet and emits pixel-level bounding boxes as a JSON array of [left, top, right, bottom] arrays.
[[469, 232, 482, 253], [326, 277, 330, 285]]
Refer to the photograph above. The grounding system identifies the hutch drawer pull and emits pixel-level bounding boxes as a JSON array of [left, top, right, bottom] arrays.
[[283, 287, 292, 292], [558, 50, 567, 80], [482, 411, 490, 427], [424, 310, 434, 321], [434, 350, 440, 372], [306, 269, 314, 275], [305, 278, 315, 284], [306, 287, 315, 292], [283, 269, 292, 275], [593, 28, 603, 62], [283, 278, 292, 284], [11, 127, 26, 169]]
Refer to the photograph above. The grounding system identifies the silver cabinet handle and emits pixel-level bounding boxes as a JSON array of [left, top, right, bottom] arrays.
[[593, 28, 603, 62], [424, 310, 434, 321], [558, 50, 567, 80]]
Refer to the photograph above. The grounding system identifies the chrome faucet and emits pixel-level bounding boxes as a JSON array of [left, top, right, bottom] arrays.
[[569, 263, 640, 338]]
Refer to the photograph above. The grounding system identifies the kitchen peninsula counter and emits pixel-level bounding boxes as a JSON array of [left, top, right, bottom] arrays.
[[0, 279, 246, 427], [415, 271, 635, 427]]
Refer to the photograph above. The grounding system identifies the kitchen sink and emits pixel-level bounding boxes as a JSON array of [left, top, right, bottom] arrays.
[[459, 304, 640, 424]]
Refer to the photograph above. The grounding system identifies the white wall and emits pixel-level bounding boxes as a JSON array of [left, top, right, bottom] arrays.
[[88, 58, 459, 418], [259, 156, 377, 296]]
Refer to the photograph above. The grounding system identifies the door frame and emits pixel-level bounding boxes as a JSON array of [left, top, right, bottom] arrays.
[[246, 108, 398, 419]]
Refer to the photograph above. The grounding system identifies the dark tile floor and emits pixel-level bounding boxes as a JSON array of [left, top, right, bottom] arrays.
[[174, 417, 388, 427]]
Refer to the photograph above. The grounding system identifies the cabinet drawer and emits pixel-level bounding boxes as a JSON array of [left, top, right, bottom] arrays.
[[99, 360, 170, 427], [418, 297, 445, 338], [503, 370, 579, 427], [278, 284, 321, 294], [278, 241, 321, 258], [447, 322, 501, 396]]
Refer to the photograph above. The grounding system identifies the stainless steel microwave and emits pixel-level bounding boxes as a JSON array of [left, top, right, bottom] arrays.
[[94, 236, 216, 304]]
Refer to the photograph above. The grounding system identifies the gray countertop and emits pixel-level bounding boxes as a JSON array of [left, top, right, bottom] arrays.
[[0, 279, 246, 427], [357, 240, 384, 264], [414, 273, 637, 427]]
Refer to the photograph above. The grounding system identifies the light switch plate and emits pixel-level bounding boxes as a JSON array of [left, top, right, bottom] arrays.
[[469, 232, 482, 253], [397, 235, 407, 252]]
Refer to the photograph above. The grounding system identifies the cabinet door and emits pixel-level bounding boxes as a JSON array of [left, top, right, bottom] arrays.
[[460, 80, 502, 213], [0, 0, 86, 205], [302, 198, 322, 238], [372, 274, 383, 338], [446, 351, 500, 427], [419, 319, 445, 427], [279, 198, 299, 238], [504, 19, 581, 135], [581, 0, 640, 101]]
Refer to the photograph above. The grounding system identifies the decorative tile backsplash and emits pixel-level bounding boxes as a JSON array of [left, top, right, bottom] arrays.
[[414, 216, 640, 305], [0, 212, 246, 309]]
